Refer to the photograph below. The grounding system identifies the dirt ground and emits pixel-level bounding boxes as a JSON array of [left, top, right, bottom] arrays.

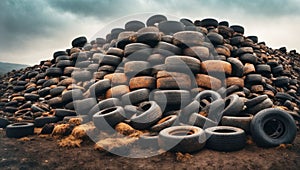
[[0, 129, 300, 170]]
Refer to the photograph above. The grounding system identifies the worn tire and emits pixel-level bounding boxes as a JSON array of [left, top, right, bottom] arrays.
[[130, 101, 162, 130], [129, 76, 156, 90], [250, 108, 297, 147], [158, 126, 206, 153], [150, 115, 178, 132], [205, 126, 246, 152], [6, 123, 35, 138], [93, 106, 126, 130], [121, 88, 150, 106], [221, 114, 253, 134], [223, 94, 244, 116]]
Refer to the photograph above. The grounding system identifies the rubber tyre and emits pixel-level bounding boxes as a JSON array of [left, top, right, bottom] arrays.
[[34, 116, 60, 128], [205, 126, 246, 152], [146, 14, 168, 26], [250, 108, 297, 147], [88, 79, 111, 98], [227, 57, 244, 77], [165, 55, 201, 74], [195, 74, 222, 90], [150, 115, 178, 132], [129, 76, 156, 90], [188, 112, 218, 129], [221, 114, 253, 134], [46, 68, 62, 77], [153, 90, 191, 111], [6, 123, 34, 138], [54, 109, 77, 118], [88, 98, 121, 119], [121, 88, 150, 106], [0, 118, 10, 128], [130, 101, 162, 130], [93, 106, 126, 130], [223, 94, 244, 116], [194, 90, 221, 103], [158, 126, 206, 153], [245, 98, 273, 115], [61, 89, 84, 104], [245, 95, 268, 108], [158, 21, 185, 35], [201, 60, 232, 75], [72, 36, 87, 47]]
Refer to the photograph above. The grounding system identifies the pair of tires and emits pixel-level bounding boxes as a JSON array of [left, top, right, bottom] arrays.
[[158, 125, 246, 153]]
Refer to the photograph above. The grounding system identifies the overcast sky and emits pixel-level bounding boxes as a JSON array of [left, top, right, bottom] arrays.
[[1, 0, 300, 65]]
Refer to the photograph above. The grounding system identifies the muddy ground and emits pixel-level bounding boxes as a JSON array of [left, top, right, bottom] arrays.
[[0, 129, 300, 170]]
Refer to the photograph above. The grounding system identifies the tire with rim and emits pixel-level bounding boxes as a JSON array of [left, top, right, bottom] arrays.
[[205, 126, 246, 152], [158, 125, 206, 153], [6, 123, 35, 138], [250, 108, 297, 147]]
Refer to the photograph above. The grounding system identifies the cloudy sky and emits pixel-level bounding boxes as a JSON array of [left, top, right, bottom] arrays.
[[1, 0, 300, 65]]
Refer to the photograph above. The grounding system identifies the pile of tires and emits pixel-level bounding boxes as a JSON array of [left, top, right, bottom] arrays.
[[0, 14, 299, 153]]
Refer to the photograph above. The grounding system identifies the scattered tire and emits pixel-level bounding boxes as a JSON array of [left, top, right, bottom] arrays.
[[205, 126, 246, 152], [150, 115, 178, 132], [6, 123, 35, 138], [250, 108, 297, 147], [93, 106, 126, 130]]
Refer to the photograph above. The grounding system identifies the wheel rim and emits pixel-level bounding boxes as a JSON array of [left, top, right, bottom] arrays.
[[263, 118, 285, 139]]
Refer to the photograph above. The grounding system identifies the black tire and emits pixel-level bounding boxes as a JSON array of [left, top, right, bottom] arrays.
[[73, 98, 97, 115], [180, 18, 194, 26], [158, 125, 206, 153], [75, 61, 91, 68], [88, 98, 121, 119], [38, 87, 51, 97], [156, 41, 181, 55], [6, 123, 35, 138], [230, 25, 245, 34], [88, 79, 111, 97], [136, 32, 161, 47], [221, 114, 253, 134], [194, 90, 222, 103], [46, 68, 62, 77], [72, 36, 87, 47], [272, 65, 284, 75], [158, 21, 185, 35], [0, 117, 10, 128], [200, 18, 218, 28], [124, 43, 151, 57], [49, 86, 66, 97], [130, 101, 162, 130], [53, 51, 68, 59], [24, 93, 39, 101], [207, 33, 224, 45], [245, 98, 273, 115], [72, 70, 92, 82], [153, 90, 191, 111], [239, 53, 257, 64], [205, 126, 246, 152], [125, 20, 145, 31], [250, 108, 297, 147], [165, 55, 201, 74], [150, 115, 178, 132], [219, 21, 229, 27], [146, 14, 168, 26], [54, 109, 77, 118], [121, 88, 150, 106], [222, 94, 244, 116], [188, 112, 218, 129], [61, 89, 84, 104], [244, 74, 262, 85], [273, 76, 290, 87], [34, 116, 60, 128], [275, 92, 294, 101], [99, 55, 122, 66], [48, 97, 64, 108], [124, 61, 151, 77], [247, 36, 258, 43], [245, 95, 268, 108], [93, 106, 126, 131], [106, 47, 124, 57], [255, 64, 271, 76], [56, 60, 73, 68]]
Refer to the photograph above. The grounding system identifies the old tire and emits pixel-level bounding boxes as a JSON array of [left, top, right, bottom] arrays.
[[250, 108, 297, 147]]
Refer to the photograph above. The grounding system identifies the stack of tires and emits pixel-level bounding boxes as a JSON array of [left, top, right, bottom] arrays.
[[0, 14, 299, 153]]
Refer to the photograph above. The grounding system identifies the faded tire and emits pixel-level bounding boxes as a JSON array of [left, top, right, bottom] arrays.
[[93, 106, 126, 131]]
